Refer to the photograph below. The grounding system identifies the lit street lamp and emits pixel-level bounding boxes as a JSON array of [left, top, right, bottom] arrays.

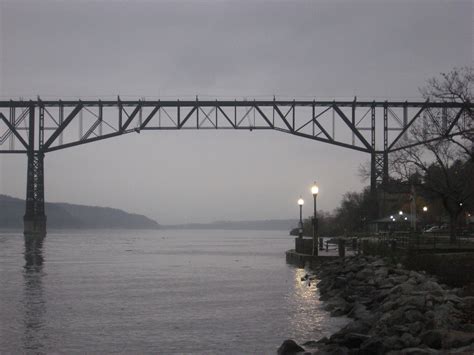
[[298, 197, 304, 238], [422, 206, 428, 230], [311, 182, 319, 256]]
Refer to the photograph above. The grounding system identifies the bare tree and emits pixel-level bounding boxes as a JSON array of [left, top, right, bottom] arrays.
[[420, 66, 473, 161], [392, 67, 474, 241]]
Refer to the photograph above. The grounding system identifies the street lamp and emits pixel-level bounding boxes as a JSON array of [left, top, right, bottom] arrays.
[[399, 211, 403, 216], [311, 182, 319, 256], [298, 197, 304, 238], [422, 206, 428, 231]]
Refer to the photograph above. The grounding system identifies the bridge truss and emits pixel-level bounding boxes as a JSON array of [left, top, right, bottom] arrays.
[[0, 98, 471, 234]]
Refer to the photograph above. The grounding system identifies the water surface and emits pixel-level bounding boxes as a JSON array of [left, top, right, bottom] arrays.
[[0, 229, 346, 354]]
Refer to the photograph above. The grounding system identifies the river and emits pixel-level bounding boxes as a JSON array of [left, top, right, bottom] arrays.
[[0, 229, 346, 354]]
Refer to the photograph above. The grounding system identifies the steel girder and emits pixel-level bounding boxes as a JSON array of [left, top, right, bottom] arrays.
[[0, 98, 472, 231], [0, 99, 470, 155]]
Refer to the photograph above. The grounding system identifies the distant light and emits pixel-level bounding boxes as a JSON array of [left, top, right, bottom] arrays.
[[311, 182, 319, 196], [399, 211, 403, 215], [460, 202, 463, 207], [298, 197, 304, 206], [390, 215, 394, 219], [404, 217, 408, 221], [423, 206, 428, 212]]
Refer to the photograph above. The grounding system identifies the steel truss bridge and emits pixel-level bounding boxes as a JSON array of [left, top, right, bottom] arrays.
[[0, 98, 471, 235]]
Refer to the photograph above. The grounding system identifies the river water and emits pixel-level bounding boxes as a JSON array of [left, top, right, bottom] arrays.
[[0, 229, 346, 354]]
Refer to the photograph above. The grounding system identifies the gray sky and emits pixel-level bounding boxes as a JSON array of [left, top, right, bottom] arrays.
[[0, 0, 472, 224]]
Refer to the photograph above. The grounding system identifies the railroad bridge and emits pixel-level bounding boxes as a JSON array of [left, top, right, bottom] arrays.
[[0, 98, 471, 235]]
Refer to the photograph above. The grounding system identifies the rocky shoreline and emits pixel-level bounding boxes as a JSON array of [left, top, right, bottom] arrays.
[[278, 255, 474, 354]]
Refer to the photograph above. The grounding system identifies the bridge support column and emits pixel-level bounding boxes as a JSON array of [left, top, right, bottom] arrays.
[[370, 152, 389, 219], [24, 151, 46, 235], [24, 105, 47, 236], [370, 153, 380, 220]]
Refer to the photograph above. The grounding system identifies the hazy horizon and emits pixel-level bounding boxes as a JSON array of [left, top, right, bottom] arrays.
[[1, 0, 472, 224]]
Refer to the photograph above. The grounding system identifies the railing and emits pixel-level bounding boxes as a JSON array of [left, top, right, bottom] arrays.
[[347, 231, 474, 254], [293, 232, 474, 259]]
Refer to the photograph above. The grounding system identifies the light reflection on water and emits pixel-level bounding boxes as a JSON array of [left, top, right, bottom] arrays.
[[0, 230, 347, 354]]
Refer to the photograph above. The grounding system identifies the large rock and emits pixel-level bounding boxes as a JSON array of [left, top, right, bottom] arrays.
[[324, 296, 349, 312], [442, 329, 474, 349], [277, 339, 305, 355], [356, 268, 374, 280], [334, 276, 348, 289], [336, 319, 372, 335], [407, 321, 423, 336], [372, 259, 386, 267], [400, 332, 420, 348], [317, 344, 350, 355], [339, 333, 371, 348], [381, 300, 399, 312], [401, 295, 426, 310], [404, 309, 425, 323], [359, 337, 386, 354], [391, 282, 416, 295], [432, 303, 461, 329], [382, 335, 405, 350], [387, 347, 438, 354], [420, 330, 443, 349], [420, 280, 444, 294], [348, 302, 373, 321]]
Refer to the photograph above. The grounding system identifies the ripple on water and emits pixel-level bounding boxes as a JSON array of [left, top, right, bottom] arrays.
[[0, 230, 347, 354]]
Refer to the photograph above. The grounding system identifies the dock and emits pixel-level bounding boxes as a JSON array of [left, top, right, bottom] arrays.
[[285, 237, 355, 268]]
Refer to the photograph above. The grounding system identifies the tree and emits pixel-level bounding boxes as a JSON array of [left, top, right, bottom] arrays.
[[391, 67, 474, 241], [420, 67, 473, 161], [334, 188, 372, 233]]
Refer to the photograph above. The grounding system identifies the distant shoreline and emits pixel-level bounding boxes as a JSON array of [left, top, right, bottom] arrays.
[[0, 226, 293, 233], [0, 194, 160, 230], [1, 195, 297, 232], [161, 219, 296, 231]]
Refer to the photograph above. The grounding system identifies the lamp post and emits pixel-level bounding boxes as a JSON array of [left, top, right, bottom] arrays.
[[422, 206, 428, 231], [297, 197, 304, 238], [311, 182, 319, 256]]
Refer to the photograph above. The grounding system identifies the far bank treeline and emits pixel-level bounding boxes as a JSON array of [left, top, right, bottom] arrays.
[[0, 195, 160, 230]]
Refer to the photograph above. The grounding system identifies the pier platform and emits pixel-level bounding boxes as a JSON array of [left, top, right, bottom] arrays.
[[285, 248, 355, 268]]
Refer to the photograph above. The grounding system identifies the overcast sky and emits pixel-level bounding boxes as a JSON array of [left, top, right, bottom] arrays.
[[0, 0, 472, 224]]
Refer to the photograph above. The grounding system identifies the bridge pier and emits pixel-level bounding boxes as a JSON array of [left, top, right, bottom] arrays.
[[370, 152, 389, 219], [24, 151, 47, 235], [23, 105, 47, 236]]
